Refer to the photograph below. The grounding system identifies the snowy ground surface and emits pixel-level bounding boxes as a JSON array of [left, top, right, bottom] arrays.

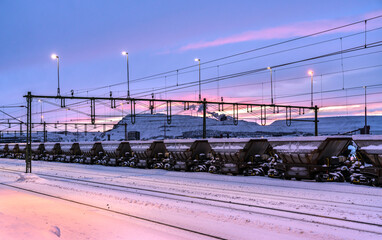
[[0, 159, 381, 240]]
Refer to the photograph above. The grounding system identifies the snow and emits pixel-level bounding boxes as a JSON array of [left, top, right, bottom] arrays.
[[1, 158, 382, 240], [362, 145, 382, 151], [9, 115, 380, 142]]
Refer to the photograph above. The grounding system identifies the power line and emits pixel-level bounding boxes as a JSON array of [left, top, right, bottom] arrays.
[[70, 15, 382, 96]]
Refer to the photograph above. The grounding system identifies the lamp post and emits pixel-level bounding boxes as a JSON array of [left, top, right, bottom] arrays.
[[38, 99, 43, 124], [308, 70, 314, 107], [195, 58, 201, 101], [122, 51, 130, 97], [267, 67, 273, 104], [51, 54, 60, 96]]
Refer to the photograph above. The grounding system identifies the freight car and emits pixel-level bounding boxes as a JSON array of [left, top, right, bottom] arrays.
[[163, 139, 212, 171], [0, 143, 9, 158], [267, 136, 352, 182], [98, 141, 132, 166], [208, 138, 272, 175], [129, 140, 166, 168], [351, 135, 382, 186]]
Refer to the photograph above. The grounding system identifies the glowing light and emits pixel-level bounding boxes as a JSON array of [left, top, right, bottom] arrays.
[[308, 70, 314, 76], [194, 58, 200, 62], [320, 104, 361, 111], [121, 51, 128, 55], [267, 67, 271, 70], [51, 54, 58, 59]]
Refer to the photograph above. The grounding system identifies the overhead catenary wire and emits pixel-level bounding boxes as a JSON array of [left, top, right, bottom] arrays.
[[69, 16, 382, 96]]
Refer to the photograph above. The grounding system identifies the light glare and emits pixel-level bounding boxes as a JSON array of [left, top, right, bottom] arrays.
[[51, 54, 58, 59]]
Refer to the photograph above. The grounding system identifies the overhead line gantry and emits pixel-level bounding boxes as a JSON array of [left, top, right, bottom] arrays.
[[23, 92, 319, 173]]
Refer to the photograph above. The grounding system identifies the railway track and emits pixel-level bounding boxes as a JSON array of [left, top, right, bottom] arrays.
[[16, 166, 382, 212], [0, 180, 226, 240], [3, 165, 379, 212], [6, 158, 381, 198], [34, 160, 382, 197], [1, 167, 381, 235]]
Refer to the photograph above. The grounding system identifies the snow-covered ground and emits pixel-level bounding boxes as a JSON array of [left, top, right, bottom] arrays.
[[0, 158, 381, 240]]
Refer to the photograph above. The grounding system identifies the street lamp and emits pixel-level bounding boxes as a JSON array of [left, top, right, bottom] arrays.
[[308, 70, 314, 107], [122, 51, 130, 97], [51, 54, 60, 96], [38, 99, 43, 123], [267, 67, 273, 104], [195, 58, 201, 101]]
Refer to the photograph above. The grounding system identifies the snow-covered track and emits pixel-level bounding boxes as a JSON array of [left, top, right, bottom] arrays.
[[1, 167, 381, 236], [8, 159, 381, 196], [0, 181, 227, 240], [2, 165, 381, 212]]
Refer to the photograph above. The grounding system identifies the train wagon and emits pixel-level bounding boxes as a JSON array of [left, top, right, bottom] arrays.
[[17, 143, 27, 159], [31, 143, 44, 160], [163, 139, 212, 171], [7, 143, 20, 159], [0, 143, 9, 158], [351, 135, 382, 186], [100, 141, 132, 166], [42, 142, 61, 161], [55, 142, 76, 162], [75, 142, 104, 164], [208, 138, 272, 175], [129, 140, 166, 168], [268, 136, 352, 181]]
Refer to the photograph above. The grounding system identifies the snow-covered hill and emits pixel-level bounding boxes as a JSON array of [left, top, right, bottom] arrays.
[[98, 114, 382, 140], [4, 114, 379, 142]]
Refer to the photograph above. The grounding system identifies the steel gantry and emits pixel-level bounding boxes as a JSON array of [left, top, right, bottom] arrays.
[[23, 92, 319, 173]]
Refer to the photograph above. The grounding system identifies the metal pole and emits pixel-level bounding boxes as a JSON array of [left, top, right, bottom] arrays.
[[40, 100, 43, 123], [43, 122, 46, 142], [311, 75, 313, 108], [124, 123, 127, 141], [127, 53, 130, 97], [26, 92, 32, 173], [268, 67, 273, 105], [198, 60, 201, 101], [202, 98, 206, 138], [314, 105, 318, 136], [364, 86, 367, 127], [57, 57, 60, 96]]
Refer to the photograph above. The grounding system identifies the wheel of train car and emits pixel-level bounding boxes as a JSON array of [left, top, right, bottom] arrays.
[[315, 174, 322, 182], [370, 178, 379, 187], [295, 177, 302, 181], [281, 173, 291, 180], [337, 174, 345, 183], [242, 170, 248, 176]]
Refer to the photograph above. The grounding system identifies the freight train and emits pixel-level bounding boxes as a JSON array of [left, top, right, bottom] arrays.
[[0, 135, 380, 186]]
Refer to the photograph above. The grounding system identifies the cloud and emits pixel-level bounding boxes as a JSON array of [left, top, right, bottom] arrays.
[[179, 10, 382, 52]]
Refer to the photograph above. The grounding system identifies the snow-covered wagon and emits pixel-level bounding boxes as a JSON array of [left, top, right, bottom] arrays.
[[208, 138, 272, 175], [268, 136, 352, 181], [100, 141, 132, 166], [351, 135, 382, 186], [129, 140, 166, 168], [163, 139, 212, 171]]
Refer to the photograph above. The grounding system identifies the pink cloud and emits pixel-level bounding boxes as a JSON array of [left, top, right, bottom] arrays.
[[179, 10, 382, 52]]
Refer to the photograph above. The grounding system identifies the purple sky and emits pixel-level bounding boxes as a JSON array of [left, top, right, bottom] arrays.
[[0, 0, 382, 130]]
